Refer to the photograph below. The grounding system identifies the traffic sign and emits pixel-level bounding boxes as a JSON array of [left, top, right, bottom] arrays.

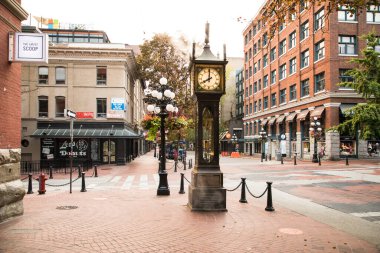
[[64, 109, 76, 119]]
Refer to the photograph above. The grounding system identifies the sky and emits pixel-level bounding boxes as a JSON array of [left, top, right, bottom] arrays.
[[21, 0, 265, 57]]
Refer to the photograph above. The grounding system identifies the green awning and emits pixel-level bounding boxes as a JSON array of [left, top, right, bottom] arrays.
[[31, 128, 141, 138]]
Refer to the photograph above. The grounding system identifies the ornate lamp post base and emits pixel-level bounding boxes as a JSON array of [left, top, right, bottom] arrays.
[[312, 153, 318, 163], [157, 171, 170, 195]]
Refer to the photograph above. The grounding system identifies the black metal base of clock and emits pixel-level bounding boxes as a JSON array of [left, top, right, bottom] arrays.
[[157, 171, 170, 195]]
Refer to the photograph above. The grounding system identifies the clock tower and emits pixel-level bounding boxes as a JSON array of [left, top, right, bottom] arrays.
[[188, 23, 228, 211]]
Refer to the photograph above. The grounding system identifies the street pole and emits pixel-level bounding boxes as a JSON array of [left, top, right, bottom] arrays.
[[157, 109, 169, 195], [69, 118, 73, 194]]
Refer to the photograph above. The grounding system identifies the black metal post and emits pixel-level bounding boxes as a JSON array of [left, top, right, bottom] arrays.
[[265, 182, 275, 212], [281, 156, 283, 164], [27, 173, 33, 194], [183, 157, 186, 170], [294, 153, 297, 165], [80, 172, 86, 192], [269, 154, 272, 161], [154, 143, 156, 157], [49, 165, 53, 179], [239, 178, 247, 203], [179, 173, 185, 194], [94, 165, 98, 177], [174, 160, 177, 172], [265, 154, 268, 161], [318, 154, 321, 166], [157, 111, 170, 195], [346, 155, 349, 166]]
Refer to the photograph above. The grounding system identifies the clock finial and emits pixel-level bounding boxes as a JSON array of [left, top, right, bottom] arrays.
[[205, 22, 209, 45]]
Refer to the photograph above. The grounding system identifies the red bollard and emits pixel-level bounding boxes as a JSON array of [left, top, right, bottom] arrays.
[[38, 173, 47, 194]]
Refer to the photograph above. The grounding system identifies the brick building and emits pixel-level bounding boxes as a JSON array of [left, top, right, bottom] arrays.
[[0, 0, 28, 222], [242, 1, 380, 160]]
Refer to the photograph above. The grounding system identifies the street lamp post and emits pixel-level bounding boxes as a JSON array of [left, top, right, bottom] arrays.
[[259, 128, 267, 162], [309, 116, 322, 163], [231, 133, 238, 152], [144, 77, 178, 195]]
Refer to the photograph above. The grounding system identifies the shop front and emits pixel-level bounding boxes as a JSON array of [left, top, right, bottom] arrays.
[[32, 121, 141, 166]]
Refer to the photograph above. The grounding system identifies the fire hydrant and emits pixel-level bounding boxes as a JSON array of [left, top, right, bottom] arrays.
[[38, 173, 47, 194]]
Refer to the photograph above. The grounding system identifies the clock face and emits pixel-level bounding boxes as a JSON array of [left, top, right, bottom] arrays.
[[197, 67, 221, 90]]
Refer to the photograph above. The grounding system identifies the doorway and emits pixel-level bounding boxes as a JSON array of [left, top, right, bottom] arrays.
[[102, 139, 116, 164]]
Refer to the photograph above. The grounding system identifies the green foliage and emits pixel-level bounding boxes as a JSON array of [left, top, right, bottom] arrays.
[[335, 32, 380, 139]]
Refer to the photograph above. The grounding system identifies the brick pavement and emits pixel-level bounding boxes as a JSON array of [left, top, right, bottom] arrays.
[[0, 151, 379, 253]]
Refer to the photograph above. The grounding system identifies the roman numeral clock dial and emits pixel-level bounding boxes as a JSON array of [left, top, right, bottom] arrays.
[[197, 67, 221, 91]]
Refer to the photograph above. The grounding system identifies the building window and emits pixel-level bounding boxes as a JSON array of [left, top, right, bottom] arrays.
[[338, 5, 356, 21], [279, 64, 287, 80], [254, 101, 257, 112], [301, 49, 309, 68], [339, 69, 354, 82], [270, 47, 276, 62], [279, 22, 286, 32], [301, 79, 310, 97], [375, 37, 380, 53], [339, 35, 357, 55], [271, 93, 277, 107], [279, 39, 286, 56], [315, 72, 325, 92], [263, 75, 268, 88], [263, 54, 268, 67], [245, 105, 248, 115], [314, 40, 325, 61], [263, 32, 268, 46], [249, 103, 252, 114], [300, 0, 309, 12], [55, 96, 65, 118], [253, 82, 257, 93], [249, 48, 253, 58], [264, 96, 268, 109], [270, 69, 276, 84], [249, 84, 253, 95], [289, 31, 296, 49], [38, 96, 48, 117], [253, 44, 257, 55], [55, 67, 66, 84], [97, 66, 107, 85], [245, 52, 248, 62], [290, 84, 297, 101], [245, 87, 248, 97], [367, 5, 380, 23], [258, 99, 262, 111], [300, 21, 309, 41], [289, 57, 296, 75], [97, 98, 107, 118], [258, 79, 262, 90], [254, 62, 258, 74], [249, 66, 252, 77], [314, 8, 325, 31], [280, 89, 286, 104], [38, 67, 48, 84]]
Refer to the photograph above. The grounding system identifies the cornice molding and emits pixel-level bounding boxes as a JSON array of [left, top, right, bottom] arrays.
[[1, 0, 28, 21]]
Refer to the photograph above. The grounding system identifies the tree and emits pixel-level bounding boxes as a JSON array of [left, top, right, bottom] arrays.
[[136, 33, 193, 116], [137, 34, 195, 142], [260, 0, 378, 36], [335, 32, 380, 139]]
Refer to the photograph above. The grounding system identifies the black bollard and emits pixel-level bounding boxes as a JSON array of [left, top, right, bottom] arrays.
[[78, 165, 82, 178], [49, 165, 53, 179], [318, 155, 321, 166], [27, 173, 33, 194], [265, 182, 275, 212], [269, 154, 272, 161], [183, 158, 186, 170], [346, 155, 349, 166], [239, 178, 248, 203], [179, 173, 185, 194], [94, 165, 98, 177], [281, 156, 283, 165], [265, 154, 268, 161], [188, 159, 191, 169], [174, 160, 178, 172], [294, 154, 297, 165], [261, 155, 263, 163], [80, 172, 87, 192]]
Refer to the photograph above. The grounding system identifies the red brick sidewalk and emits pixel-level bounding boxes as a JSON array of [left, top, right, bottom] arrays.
[[1, 151, 379, 253]]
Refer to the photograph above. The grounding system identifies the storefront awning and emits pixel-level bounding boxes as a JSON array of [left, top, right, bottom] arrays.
[[297, 110, 310, 121], [268, 117, 276, 125], [260, 119, 268, 126], [310, 106, 325, 118], [31, 128, 141, 138], [286, 112, 297, 122], [277, 115, 286, 123]]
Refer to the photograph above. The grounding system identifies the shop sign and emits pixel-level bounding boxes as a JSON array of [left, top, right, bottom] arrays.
[[76, 112, 94, 119], [12, 32, 48, 63], [59, 139, 89, 158], [41, 138, 54, 159], [107, 111, 124, 118], [111, 98, 125, 111]]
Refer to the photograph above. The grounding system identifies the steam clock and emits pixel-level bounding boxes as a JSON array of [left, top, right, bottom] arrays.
[[188, 23, 228, 211]]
